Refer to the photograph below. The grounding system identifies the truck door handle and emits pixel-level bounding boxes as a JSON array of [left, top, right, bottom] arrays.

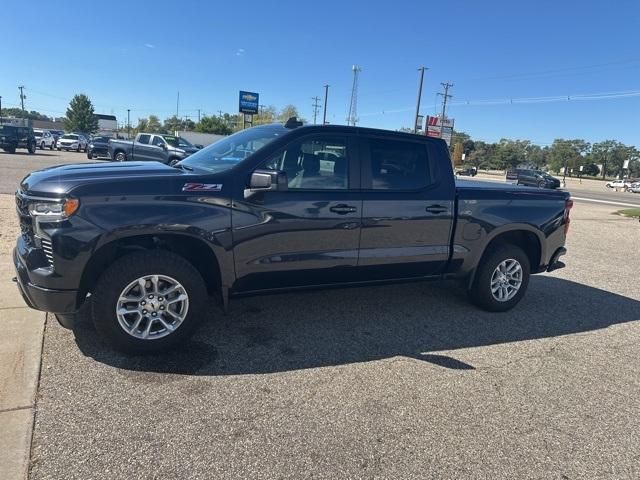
[[425, 205, 448, 214], [330, 204, 357, 214]]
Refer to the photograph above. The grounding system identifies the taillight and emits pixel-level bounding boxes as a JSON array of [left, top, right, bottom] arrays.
[[564, 198, 574, 234]]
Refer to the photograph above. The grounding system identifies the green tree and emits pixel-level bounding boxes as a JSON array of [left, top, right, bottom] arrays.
[[278, 105, 301, 122], [254, 105, 277, 125], [548, 139, 590, 174], [195, 115, 232, 135], [64, 94, 99, 133], [1, 108, 52, 121], [591, 140, 632, 178]]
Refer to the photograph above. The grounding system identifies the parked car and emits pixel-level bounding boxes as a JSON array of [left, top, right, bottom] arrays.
[[507, 169, 561, 189], [14, 120, 572, 354], [456, 167, 477, 177], [108, 133, 200, 164], [57, 133, 88, 152], [0, 124, 36, 154], [87, 136, 112, 159], [33, 129, 55, 150], [628, 182, 640, 193], [605, 179, 631, 190]]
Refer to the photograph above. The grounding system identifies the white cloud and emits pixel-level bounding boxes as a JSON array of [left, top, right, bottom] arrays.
[[145, 43, 155, 49], [236, 48, 246, 56]]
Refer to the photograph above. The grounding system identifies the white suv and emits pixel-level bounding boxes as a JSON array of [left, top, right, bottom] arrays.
[[33, 129, 56, 150], [57, 133, 88, 152]]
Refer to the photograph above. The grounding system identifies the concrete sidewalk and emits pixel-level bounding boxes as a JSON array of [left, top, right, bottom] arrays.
[[0, 193, 46, 480]]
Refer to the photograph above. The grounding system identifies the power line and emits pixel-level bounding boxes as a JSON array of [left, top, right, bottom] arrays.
[[359, 88, 640, 117]]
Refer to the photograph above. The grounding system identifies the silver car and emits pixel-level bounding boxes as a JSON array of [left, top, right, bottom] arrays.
[[57, 133, 88, 152]]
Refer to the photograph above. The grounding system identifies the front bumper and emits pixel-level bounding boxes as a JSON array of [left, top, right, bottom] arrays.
[[13, 247, 79, 313]]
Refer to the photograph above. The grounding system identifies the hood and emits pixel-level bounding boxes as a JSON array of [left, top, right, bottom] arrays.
[[20, 161, 183, 196]]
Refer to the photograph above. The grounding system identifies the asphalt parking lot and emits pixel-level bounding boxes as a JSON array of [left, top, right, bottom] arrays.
[[1, 152, 638, 479], [0, 149, 103, 194]]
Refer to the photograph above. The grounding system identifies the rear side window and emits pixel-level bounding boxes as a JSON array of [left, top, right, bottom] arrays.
[[137, 134, 151, 145], [367, 138, 431, 190]]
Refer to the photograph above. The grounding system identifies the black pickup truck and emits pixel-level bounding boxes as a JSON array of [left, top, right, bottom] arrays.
[[13, 120, 572, 353]]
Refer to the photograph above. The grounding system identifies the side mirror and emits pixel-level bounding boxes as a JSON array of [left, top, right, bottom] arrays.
[[244, 169, 288, 199], [161, 143, 168, 150]]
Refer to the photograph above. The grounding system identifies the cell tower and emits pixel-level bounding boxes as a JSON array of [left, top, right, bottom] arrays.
[[346, 65, 361, 126]]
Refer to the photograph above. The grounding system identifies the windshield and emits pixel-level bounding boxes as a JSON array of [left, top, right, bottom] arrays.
[[163, 135, 193, 148], [179, 124, 287, 173], [62, 134, 78, 140], [34, 131, 43, 137]]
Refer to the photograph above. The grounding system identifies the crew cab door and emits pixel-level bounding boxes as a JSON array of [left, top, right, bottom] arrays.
[[231, 133, 362, 292], [133, 134, 154, 161], [149, 135, 169, 163], [357, 135, 455, 279]]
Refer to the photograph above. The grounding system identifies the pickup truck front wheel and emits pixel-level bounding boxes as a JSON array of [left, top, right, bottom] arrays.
[[469, 244, 530, 312], [92, 251, 207, 354]]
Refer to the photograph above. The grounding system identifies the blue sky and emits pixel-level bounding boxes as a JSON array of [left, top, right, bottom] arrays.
[[1, 0, 639, 146]]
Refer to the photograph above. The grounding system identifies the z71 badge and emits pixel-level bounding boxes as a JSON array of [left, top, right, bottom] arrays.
[[182, 183, 223, 192]]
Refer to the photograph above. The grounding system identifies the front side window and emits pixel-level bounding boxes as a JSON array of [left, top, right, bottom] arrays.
[[367, 138, 431, 190], [261, 136, 349, 190], [152, 136, 166, 147]]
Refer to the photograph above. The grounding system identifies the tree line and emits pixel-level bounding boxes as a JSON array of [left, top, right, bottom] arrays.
[[451, 132, 639, 178]]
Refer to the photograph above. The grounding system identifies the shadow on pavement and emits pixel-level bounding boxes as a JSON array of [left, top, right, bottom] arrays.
[[74, 276, 640, 375]]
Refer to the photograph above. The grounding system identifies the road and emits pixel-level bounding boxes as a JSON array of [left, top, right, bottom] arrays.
[[0, 149, 103, 194], [471, 173, 640, 207]]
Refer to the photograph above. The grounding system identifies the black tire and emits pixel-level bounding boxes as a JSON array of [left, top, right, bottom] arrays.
[[469, 244, 530, 312], [50, 143, 54, 150], [27, 142, 36, 154], [114, 151, 127, 162], [40, 142, 45, 150], [7, 147, 16, 154], [91, 250, 207, 354], [168, 158, 179, 166], [87, 151, 93, 159], [76, 144, 81, 152]]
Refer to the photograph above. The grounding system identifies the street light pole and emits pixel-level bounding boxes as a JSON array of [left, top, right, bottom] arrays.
[[322, 84, 329, 125], [414, 67, 427, 133], [127, 109, 130, 138]]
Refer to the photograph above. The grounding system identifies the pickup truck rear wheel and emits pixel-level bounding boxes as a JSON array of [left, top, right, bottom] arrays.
[[469, 244, 530, 312], [114, 151, 126, 162], [91, 251, 207, 354]]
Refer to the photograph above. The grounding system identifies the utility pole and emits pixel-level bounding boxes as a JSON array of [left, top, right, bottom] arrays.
[[414, 67, 428, 134], [217, 110, 223, 118], [322, 84, 329, 125], [176, 91, 180, 120], [438, 82, 454, 121], [197, 109, 201, 122], [311, 96, 321, 124], [0, 95, 2, 123], [18, 86, 26, 115]]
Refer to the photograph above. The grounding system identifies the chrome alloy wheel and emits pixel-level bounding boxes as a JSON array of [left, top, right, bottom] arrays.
[[116, 274, 189, 340], [490, 259, 523, 302]]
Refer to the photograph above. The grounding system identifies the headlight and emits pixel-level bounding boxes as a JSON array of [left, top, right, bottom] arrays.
[[29, 199, 79, 218]]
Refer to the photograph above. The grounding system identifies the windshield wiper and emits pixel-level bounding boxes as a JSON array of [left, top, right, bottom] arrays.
[[171, 163, 194, 171]]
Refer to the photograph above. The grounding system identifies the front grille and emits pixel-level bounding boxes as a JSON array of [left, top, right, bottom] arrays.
[[41, 238, 54, 268], [16, 192, 35, 246]]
